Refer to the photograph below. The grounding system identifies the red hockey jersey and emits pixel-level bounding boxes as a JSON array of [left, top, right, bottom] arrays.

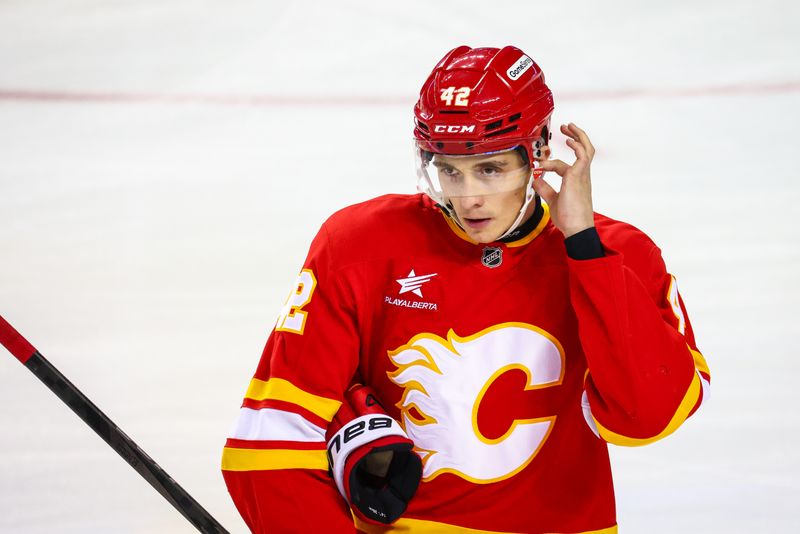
[[222, 193, 710, 533]]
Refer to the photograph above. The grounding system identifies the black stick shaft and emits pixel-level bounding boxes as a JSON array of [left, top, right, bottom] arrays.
[[0, 316, 229, 533]]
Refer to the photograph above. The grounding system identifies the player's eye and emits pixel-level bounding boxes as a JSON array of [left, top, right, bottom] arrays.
[[439, 166, 461, 179], [478, 165, 502, 178]]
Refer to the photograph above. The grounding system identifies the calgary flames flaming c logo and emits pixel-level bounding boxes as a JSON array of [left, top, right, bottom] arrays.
[[388, 322, 565, 483]]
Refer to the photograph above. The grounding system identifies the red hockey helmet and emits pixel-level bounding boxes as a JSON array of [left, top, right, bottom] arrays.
[[413, 45, 554, 158], [413, 46, 554, 238]]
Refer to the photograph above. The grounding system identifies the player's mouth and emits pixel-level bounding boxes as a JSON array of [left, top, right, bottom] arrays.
[[463, 217, 492, 230]]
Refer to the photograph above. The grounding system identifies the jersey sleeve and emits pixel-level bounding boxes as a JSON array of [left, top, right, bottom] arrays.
[[221, 223, 359, 533], [569, 229, 711, 446]]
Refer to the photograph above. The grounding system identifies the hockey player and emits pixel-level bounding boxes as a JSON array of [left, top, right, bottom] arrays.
[[222, 45, 710, 533]]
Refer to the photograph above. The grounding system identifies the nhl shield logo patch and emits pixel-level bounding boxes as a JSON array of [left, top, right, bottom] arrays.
[[481, 246, 503, 268]]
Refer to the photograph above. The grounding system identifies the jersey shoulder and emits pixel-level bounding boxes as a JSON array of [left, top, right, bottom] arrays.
[[315, 193, 437, 269], [323, 193, 431, 236], [593, 212, 666, 281], [593, 212, 659, 254]]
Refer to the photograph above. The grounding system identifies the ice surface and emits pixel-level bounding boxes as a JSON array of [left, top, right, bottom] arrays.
[[1, 1, 799, 532]]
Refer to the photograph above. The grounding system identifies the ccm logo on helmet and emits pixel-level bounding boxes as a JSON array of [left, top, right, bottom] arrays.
[[507, 54, 534, 81], [433, 124, 476, 134]]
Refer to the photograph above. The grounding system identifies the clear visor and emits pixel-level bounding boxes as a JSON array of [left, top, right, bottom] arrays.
[[415, 141, 535, 199]]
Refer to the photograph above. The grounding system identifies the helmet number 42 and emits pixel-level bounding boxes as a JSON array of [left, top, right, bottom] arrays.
[[441, 86, 470, 107]]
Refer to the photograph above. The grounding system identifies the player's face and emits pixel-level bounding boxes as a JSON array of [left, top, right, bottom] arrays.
[[435, 150, 530, 243]]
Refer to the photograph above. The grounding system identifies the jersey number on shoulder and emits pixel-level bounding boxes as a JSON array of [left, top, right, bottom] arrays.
[[276, 269, 317, 334], [667, 275, 686, 335]]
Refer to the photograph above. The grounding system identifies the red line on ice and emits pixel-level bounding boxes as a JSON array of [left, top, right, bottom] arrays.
[[0, 81, 798, 107]]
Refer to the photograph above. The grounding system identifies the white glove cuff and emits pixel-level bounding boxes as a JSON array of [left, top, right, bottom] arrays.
[[326, 414, 409, 501]]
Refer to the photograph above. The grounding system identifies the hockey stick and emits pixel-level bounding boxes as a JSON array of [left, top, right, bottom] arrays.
[[0, 314, 229, 534]]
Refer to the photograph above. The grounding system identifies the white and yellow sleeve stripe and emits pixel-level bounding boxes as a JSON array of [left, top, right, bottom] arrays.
[[355, 515, 618, 534], [221, 378, 342, 472], [229, 407, 326, 442], [690, 347, 711, 407], [221, 446, 329, 472], [244, 377, 342, 422], [590, 371, 703, 447], [581, 346, 710, 447]]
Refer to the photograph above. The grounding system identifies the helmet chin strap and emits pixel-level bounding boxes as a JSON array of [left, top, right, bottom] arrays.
[[443, 200, 463, 228], [425, 178, 537, 241], [497, 171, 537, 240], [498, 135, 547, 240], [437, 185, 538, 243]]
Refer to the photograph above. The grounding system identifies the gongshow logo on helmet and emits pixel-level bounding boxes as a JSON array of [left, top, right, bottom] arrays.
[[507, 54, 534, 81], [387, 322, 564, 483]]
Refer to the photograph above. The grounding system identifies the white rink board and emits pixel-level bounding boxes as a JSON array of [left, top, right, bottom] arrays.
[[1, 1, 799, 532]]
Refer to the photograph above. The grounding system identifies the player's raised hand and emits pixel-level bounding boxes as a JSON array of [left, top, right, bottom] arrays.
[[532, 123, 596, 238]]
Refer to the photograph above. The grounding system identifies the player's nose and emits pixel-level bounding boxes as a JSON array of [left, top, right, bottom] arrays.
[[456, 193, 485, 210], [457, 176, 489, 206]]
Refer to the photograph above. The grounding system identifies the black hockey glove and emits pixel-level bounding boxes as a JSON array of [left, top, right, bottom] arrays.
[[326, 383, 422, 525]]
